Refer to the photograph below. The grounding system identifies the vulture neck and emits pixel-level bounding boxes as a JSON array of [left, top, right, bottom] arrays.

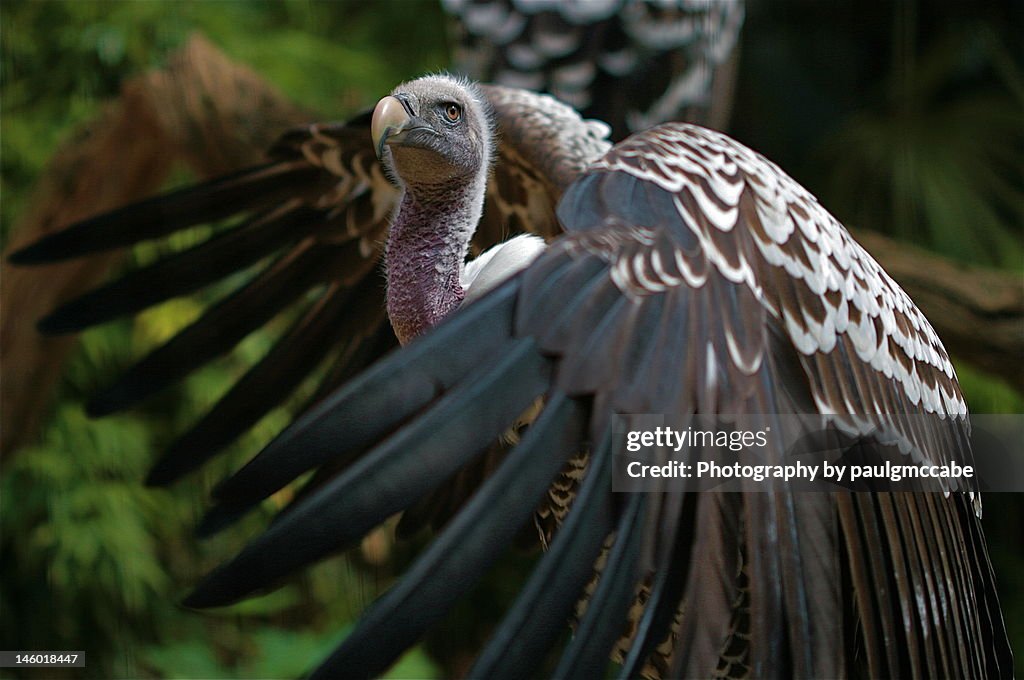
[[385, 179, 483, 345]]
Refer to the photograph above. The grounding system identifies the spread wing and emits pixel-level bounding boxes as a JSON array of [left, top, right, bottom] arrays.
[[445, 0, 745, 137], [10, 88, 603, 488], [173, 122, 1010, 677], [11, 118, 401, 484]]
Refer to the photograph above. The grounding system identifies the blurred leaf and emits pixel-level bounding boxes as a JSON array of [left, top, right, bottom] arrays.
[[202, 585, 303, 618], [816, 28, 1024, 267], [141, 637, 233, 679]]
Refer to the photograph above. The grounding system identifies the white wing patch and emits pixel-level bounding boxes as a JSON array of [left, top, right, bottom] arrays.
[[592, 123, 966, 418], [463, 233, 547, 303]]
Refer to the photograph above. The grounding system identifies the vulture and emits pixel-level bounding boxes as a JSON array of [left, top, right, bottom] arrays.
[[444, 0, 745, 136], [9, 73, 1013, 679]]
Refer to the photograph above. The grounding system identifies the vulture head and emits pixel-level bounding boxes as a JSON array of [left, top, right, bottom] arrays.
[[373, 74, 519, 346], [372, 75, 493, 193]]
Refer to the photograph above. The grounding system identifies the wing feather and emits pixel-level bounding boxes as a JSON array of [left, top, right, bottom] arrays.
[[148, 273, 387, 486], [85, 242, 338, 416]]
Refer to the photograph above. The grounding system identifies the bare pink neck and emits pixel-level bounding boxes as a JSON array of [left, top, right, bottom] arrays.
[[385, 186, 479, 344]]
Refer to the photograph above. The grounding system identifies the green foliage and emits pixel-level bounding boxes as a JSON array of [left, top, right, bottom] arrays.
[[1, 409, 167, 660], [815, 25, 1024, 268], [956, 361, 1024, 415]]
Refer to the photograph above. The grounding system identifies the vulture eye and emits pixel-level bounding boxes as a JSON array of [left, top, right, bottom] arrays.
[[443, 103, 462, 123]]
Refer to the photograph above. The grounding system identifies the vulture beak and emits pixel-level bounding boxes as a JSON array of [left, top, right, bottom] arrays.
[[372, 95, 413, 159]]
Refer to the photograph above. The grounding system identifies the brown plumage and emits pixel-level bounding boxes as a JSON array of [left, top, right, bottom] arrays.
[[9, 74, 1012, 678]]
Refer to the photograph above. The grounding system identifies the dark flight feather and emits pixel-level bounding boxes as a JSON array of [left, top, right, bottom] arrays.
[[8, 161, 323, 265], [185, 337, 552, 608], [307, 393, 587, 679], [146, 275, 384, 485], [86, 242, 350, 417], [37, 203, 329, 334], [208, 281, 526, 507], [469, 433, 615, 679], [552, 491, 647, 680]]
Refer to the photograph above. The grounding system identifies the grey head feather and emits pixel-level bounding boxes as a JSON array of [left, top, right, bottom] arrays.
[[380, 73, 495, 201], [378, 74, 498, 344]]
